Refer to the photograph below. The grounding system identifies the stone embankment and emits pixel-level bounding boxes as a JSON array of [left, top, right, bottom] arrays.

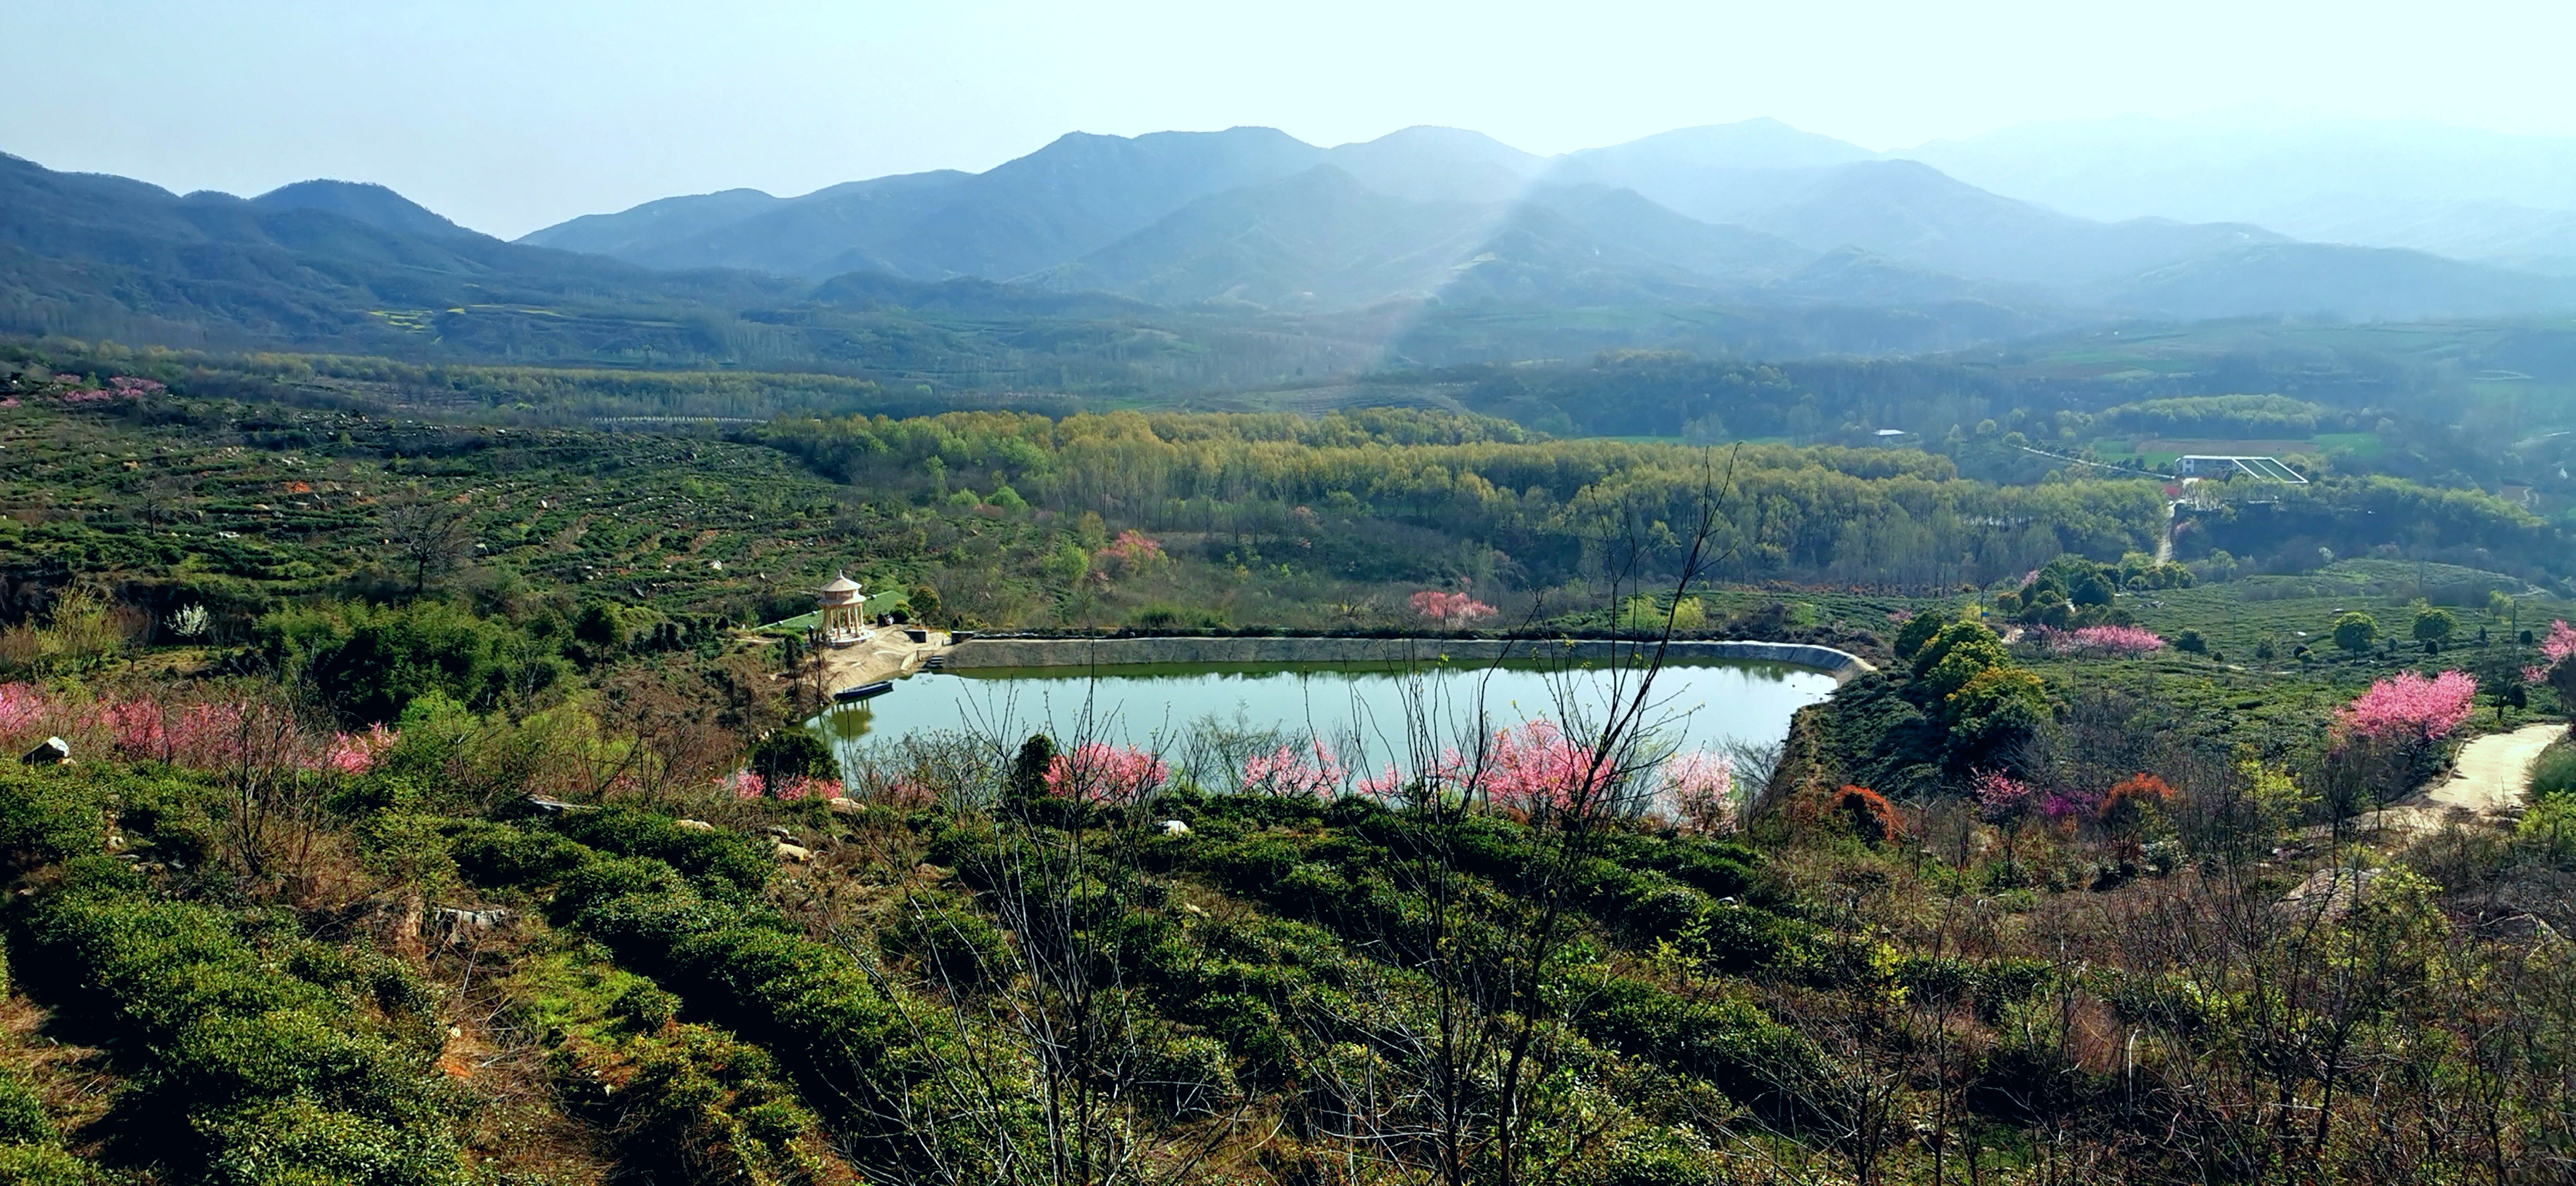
[[938, 635, 1876, 683]]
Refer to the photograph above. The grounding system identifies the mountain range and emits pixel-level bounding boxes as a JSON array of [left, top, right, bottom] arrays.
[[10, 116, 2576, 381], [1899, 114, 2576, 275], [516, 121, 2576, 321]]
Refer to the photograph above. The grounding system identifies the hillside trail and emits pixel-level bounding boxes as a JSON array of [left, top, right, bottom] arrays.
[[2370, 721, 2568, 834]]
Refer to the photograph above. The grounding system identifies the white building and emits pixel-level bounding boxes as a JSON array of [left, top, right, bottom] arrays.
[[816, 573, 869, 645]]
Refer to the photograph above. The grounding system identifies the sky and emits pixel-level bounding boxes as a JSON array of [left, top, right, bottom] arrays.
[[8, 0, 2576, 238]]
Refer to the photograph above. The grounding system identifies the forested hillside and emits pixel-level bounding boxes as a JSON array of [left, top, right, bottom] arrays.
[[0, 335, 2572, 1183]]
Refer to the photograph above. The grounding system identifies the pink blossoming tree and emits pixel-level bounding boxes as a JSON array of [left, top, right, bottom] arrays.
[[1241, 740, 1344, 798], [2045, 625, 2166, 657], [1663, 750, 1735, 833], [2528, 620, 2576, 713], [1095, 531, 1168, 577], [1045, 742, 1169, 805], [1479, 719, 1619, 815], [1972, 769, 2038, 825], [2336, 670, 2479, 745], [1409, 589, 1498, 628]]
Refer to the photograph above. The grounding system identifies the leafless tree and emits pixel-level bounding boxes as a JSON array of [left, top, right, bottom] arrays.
[[835, 700, 1253, 1186], [381, 486, 475, 596], [1295, 448, 1748, 1186], [219, 697, 338, 899]]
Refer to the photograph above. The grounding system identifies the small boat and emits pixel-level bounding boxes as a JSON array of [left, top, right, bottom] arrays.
[[832, 681, 895, 704]]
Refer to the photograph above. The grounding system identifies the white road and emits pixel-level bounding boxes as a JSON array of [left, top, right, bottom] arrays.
[[2373, 721, 2569, 834]]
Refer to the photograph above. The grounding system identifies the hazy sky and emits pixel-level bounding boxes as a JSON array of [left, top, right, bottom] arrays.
[[8, 0, 2575, 237]]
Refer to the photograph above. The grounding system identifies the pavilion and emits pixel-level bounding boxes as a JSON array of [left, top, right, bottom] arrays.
[[816, 573, 869, 646]]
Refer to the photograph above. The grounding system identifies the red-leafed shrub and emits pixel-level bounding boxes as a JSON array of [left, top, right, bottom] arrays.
[[1835, 785, 1900, 845], [2098, 773, 2177, 837]]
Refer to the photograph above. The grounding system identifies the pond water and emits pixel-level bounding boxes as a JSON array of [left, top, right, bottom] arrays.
[[814, 658, 1837, 786]]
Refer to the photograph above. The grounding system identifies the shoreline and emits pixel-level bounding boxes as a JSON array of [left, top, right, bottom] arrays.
[[931, 635, 1876, 683]]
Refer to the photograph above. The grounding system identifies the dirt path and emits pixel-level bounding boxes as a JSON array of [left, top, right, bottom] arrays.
[[2373, 721, 2568, 833]]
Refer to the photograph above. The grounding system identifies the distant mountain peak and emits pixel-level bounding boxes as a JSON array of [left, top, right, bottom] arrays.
[[1563, 120, 1877, 173], [252, 179, 475, 239]]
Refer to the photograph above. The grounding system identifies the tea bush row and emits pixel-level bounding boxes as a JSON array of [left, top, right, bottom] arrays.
[[11, 859, 463, 1186]]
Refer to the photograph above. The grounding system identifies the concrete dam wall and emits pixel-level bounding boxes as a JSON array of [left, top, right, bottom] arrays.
[[940, 636, 1876, 683]]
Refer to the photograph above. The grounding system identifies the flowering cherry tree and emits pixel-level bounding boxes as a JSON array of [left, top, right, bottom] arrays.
[[1479, 719, 1618, 815], [1662, 750, 1735, 832], [1409, 589, 1497, 628], [6, 689, 400, 776], [1972, 769, 2037, 825], [2527, 620, 2576, 707], [1044, 742, 1169, 805], [1241, 740, 1344, 798], [2045, 625, 2166, 657], [0, 683, 49, 737], [2335, 670, 2479, 745], [1095, 531, 1168, 577]]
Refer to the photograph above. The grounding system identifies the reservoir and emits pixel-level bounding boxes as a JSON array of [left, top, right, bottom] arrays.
[[814, 656, 1839, 791]]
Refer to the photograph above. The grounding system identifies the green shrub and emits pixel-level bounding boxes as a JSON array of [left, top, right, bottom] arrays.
[[1609, 880, 1710, 943], [880, 896, 1011, 992], [544, 808, 770, 899], [1136, 1036, 1237, 1118], [0, 1144, 89, 1186], [1184, 994, 1294, 1083], [11, 868, 463, 1185], [1893, 611, 1952, 663], [923, 817, 1001, 875], [455, 824, 991, 1175], [2517, 795, 2576, 864], [606, 983, 681, 1034], [199, 1097, 461, 1186], [257, 599, 520, 726], [746, 729, 835, 786], [547, 855, 698, 922], [1570, 977, 1833, 1129], [606, 1028, 825, 1185], [445, 820, 590, 887], [0, 769, 107, 870], [505, 948, 837, 1186], [1200, 837, 1301, 895], [2530, 741, 2576, 803], [0, 1069, 57, 1147], [1683, 903, 1801, 975], [1966, 1038, 2099, 1127], [1592, 1125, 1719, 1186]]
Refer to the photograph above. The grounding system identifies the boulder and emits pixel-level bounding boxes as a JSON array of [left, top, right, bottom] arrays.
[[20, 737, 68, 766], [431, 907, 515, 945], [773, 842, 814, 863], [828, 796, 863, 816], [674, 819, 715, 832]]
